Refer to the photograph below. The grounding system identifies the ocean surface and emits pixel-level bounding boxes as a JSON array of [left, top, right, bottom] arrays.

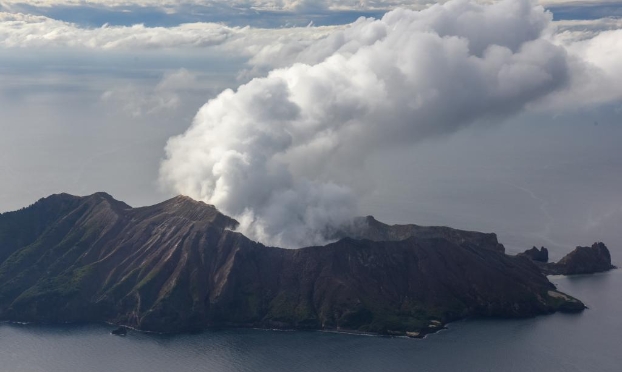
[[1, 269, 620, 372]]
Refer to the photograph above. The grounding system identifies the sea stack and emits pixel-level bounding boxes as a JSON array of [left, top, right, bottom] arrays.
[[521, 243, 616, 276], [519, 247, 549, 262]]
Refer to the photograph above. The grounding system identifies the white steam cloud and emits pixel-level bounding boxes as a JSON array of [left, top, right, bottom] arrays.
[[160, 0, 586, 248]]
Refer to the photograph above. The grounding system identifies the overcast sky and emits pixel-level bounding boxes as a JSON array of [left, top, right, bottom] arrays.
[[1, 0, 620, 252]]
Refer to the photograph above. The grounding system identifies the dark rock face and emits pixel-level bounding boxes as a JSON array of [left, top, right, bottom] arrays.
[[0, 193, 585, 336], [519, 247, 549, 262], [539, 243, 616, 276], [336, 216, 506, 253]]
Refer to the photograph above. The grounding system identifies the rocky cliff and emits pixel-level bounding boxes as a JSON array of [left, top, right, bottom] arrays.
[[525, 243, 616, 276], [336, 216, 506, 253], [519, 247, 549, 263], [0, 193, 585, 336]]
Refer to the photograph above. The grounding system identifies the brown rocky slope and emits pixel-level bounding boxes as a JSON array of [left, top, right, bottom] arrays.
[[0, 193, 585, 336]]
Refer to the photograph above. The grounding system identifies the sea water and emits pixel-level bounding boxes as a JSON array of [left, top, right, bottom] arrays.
[[1, 270, 620, 372]]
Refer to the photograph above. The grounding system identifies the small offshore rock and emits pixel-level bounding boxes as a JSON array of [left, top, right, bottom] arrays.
[[519, 246, 549, 262], [520, 242, 615, 276], [555, 242, 616, 275]]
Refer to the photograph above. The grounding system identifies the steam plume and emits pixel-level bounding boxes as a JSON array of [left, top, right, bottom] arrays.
[[160, 0, 570, 248]]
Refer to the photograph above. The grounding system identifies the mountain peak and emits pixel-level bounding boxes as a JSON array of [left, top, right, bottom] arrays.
[[169, 194, 196, 202], [133, 194, 238, 229], [90, 191, 114, 199]]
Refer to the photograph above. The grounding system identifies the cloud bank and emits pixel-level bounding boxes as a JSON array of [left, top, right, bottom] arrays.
[[1, 0, 616, 12], [159, 0, 594, 248], [0, 0, 436, 13], [0, 11, 341, 51]]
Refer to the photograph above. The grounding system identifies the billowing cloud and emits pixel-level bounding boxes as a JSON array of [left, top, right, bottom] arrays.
[[159, 0, 584, 248], [537, 19, 622, 109]]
